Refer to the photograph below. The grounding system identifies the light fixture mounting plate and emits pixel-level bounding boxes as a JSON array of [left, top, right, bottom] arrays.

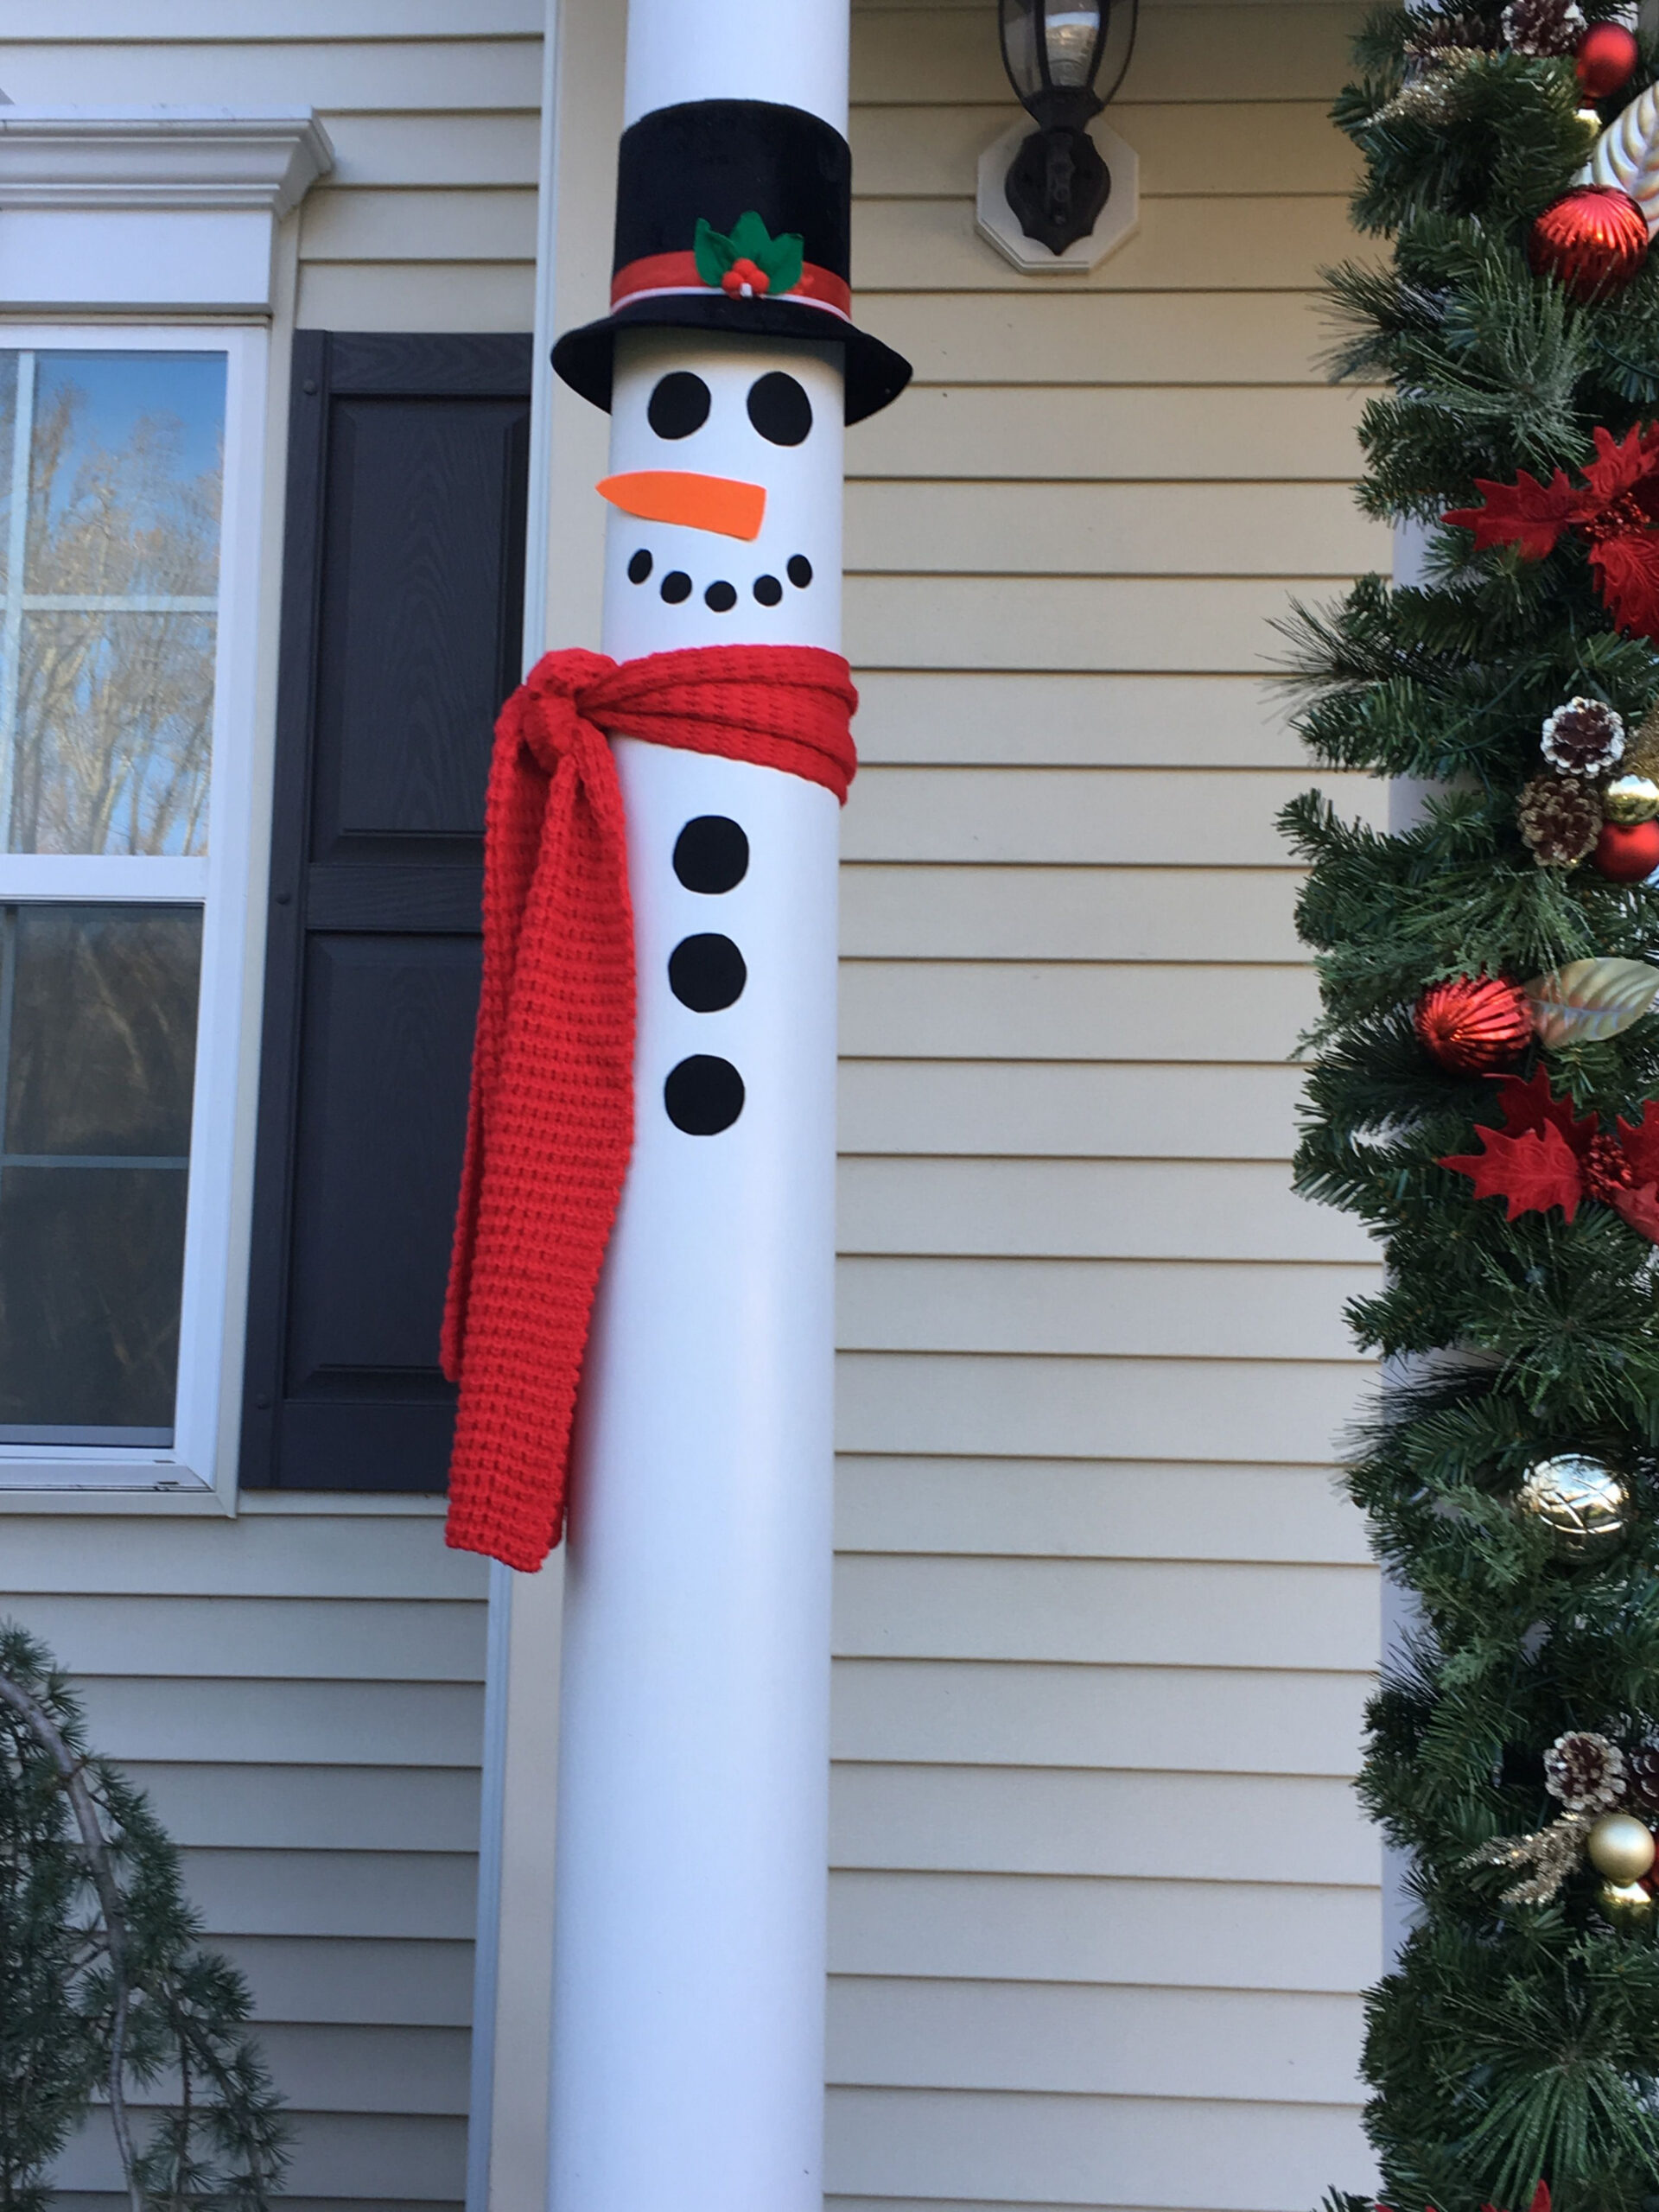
[[975, 115, 1139, 274]]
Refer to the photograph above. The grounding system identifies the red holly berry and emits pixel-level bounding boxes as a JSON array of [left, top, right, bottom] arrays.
[[721, 257, 771, 298]]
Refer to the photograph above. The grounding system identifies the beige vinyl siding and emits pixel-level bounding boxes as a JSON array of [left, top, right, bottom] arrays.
[[0, 5, 532, 2208], [0, 2, 542, 334], [830, 3, 1383, 2208]]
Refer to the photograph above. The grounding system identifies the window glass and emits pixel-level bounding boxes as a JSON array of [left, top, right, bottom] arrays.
[[0, 904, 200, 1444], [0, 340, 228, 1462], [1, 349, 224, 855]]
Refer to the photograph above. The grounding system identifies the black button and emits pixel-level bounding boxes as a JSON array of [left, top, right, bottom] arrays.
[[661, 570, 692, 603], [648, 371, 711, 439], [627, 548, 652, 583], [704, 580, 737, 612], [673, 815, 748, 893], [787, 554, 813, 588], [753, 574, 782, 606], [747, 372, 813, 447], [664, 1055, 744, 1135], [669, 933, 747, 1011]]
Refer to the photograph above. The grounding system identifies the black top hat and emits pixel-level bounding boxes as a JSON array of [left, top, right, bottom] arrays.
[[551, 99, 911, 426]]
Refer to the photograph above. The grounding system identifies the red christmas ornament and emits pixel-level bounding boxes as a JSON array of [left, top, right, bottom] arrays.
[[1594, 816, 1659, 878], [1413, 974, 1534, 1072], [1577, 21, 1640, 99], [1529, 184, 1650, 300]]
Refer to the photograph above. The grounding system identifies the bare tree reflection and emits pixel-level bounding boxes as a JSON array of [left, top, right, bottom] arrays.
[[11, 379, 220, 855]]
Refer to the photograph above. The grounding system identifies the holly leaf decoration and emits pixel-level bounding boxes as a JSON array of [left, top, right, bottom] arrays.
[[693, 215, 734, 287], [692, 211, 805, 296], [1526, 957, 1659, 1046], [1489, 1067, 1598, 1154], [1440, 1121, 1586, 1220], [1443, 468, 1578, 559]]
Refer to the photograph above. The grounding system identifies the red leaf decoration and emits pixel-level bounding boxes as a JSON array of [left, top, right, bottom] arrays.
[[1440, 1121, 1586, 1220], [1578, 423, 1659, 510], [1588, 529, 1659, 640], [1491, 1068, 1598, 1153], [1617, 1096, 1659, 1186], [1444, 470, 1577, 559], [1611, 1181, 1659, 1243]]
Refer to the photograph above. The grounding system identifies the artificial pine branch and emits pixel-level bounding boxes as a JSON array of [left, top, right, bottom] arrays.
[[1288, 10, 1659, 2209], [0, 1624, 289, 2211]]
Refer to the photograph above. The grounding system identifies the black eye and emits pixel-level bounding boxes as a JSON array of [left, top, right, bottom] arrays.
[[747, 372, 812, 447], [648, 372, 711, 439]]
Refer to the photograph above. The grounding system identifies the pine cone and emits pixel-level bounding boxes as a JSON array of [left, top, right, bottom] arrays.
[[1627, 1742, 1659, 1814], [1518, 773, 1604, 866], [1541, 696, 1626, 776], [1406, 0, 1496, 49], [1500, 0, 1586, 52], [1545, 1729, 1627, 1811], [1585, 1133, 1635, 1203]]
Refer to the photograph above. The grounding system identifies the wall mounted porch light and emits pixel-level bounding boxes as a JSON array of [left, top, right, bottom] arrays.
[[977, 0, 1141, 276]]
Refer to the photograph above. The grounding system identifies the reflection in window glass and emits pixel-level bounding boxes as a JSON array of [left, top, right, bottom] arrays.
[[0, 904, 200, 1443], [15, 613, 214, 855], [0, 349, 225, 855]]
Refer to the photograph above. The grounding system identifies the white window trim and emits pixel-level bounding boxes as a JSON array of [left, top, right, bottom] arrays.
[[0, 321, 267, 1496]]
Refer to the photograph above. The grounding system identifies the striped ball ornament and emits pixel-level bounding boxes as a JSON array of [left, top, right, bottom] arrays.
[[1413, 974, 1534, 1073], [1529, 185, 1650, 300]]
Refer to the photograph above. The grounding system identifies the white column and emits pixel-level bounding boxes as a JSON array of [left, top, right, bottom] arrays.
[[622, 0, 848, 130], [545, 8, 851, 2210]]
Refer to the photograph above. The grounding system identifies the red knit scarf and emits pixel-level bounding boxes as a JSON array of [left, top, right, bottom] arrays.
[[441, 643, 858, 1572]]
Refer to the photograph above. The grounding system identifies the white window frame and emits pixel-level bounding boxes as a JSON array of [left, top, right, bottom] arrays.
[[0, 321, 268, 1495]]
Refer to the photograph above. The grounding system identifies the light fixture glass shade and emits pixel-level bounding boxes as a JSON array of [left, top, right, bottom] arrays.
[[998, 0, 1108, 118], [1044, 4, 1106, 84]]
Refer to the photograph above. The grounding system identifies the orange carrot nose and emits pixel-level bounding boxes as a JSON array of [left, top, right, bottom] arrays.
[[595, 469, 766, 542]]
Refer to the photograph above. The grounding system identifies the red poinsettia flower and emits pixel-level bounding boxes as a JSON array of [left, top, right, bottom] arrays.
[[1444, 424, 1659, 641], [1440, 1070, 1659, 1242]]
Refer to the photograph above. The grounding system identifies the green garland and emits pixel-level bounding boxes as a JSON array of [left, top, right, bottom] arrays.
[[1284, 8, 1659, 2209]]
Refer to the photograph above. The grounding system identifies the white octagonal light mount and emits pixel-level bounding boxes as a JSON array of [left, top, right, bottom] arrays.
[[976, 115, 1139, 275]]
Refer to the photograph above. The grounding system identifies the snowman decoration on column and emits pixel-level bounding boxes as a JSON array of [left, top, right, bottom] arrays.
[[442, 85, 908, 2212]]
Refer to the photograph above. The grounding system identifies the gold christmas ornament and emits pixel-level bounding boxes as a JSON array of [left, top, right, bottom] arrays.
[[1517, 1454, 1631, 1556], [1599, 1877, 1656, 1930], [1587, 1809, 1657, 1884], [1603, 772, 1659, 824]]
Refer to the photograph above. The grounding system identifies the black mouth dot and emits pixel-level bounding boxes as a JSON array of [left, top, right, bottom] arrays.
[[753, 575, 782, 606], [786, 555, 813, 589], [660, 570, 692, 604], [627, 548, 652, 584], [704, 580, 737, 613]]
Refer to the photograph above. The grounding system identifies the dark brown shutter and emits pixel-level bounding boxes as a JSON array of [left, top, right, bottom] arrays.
[[240, 332, 531, 1491]]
